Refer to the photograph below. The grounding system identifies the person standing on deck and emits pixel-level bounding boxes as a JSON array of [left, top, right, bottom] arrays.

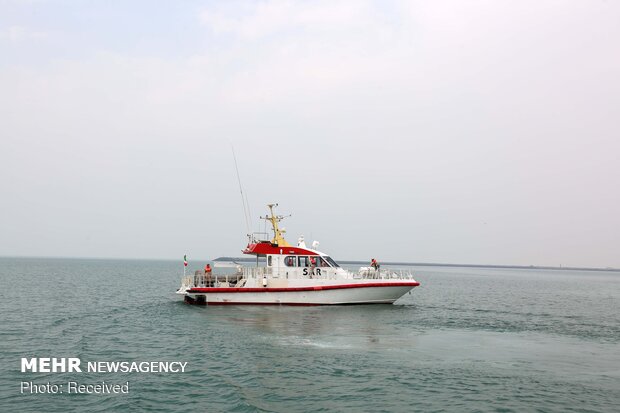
[[204, 263, 212, 286], [309, 256, 317, 277]]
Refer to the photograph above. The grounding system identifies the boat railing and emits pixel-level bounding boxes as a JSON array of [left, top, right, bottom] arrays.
[[240, 266, 414, 280], [250, 232, 270, 243], [180, 276, 193, 290], [241, 267, 346, 280], [183, 273, 244, 288], [351, 268, 416, 280], [242, 266, 273, 279], [181, 267, 415, 288]]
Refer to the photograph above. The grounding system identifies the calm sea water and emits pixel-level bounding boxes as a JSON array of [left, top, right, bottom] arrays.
[[1, 257, 619, 412]]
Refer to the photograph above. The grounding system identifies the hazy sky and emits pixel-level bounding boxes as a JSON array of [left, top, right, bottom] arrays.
[[1, 0, 619, 267]]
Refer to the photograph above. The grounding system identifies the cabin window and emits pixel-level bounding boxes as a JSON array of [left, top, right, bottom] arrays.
[[324, 256, 340, 268], [298, 256, 309, 267], [311, 257, 329, 267], [284, 256, 296, 267], [268, 256, 272, 266]]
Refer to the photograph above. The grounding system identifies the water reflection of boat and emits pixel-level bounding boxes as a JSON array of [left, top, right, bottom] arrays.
[[176, 204, 420, 305]]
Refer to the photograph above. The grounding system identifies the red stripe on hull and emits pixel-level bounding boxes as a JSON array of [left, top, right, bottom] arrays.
[[187, 282, 420, 294], [206, 302, 321, 306], [186, 301, 396, 306], [204, 302, 395, 306]]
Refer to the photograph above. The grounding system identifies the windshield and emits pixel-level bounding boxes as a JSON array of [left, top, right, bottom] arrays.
[[323, 256, 340, 268]]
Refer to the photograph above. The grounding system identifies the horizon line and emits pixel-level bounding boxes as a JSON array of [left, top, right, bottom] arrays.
[[1, 254, 619, 273]]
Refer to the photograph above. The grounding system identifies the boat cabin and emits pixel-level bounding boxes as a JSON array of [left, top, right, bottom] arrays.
[[243, 240, 346, 279]]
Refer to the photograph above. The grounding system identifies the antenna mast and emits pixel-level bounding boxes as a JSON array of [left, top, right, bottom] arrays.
[[231, 145, 252, 240], [260, 203, 291, 246]]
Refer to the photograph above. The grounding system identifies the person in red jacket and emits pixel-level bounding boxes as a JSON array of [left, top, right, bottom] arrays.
[[204, 263, 212, 286]]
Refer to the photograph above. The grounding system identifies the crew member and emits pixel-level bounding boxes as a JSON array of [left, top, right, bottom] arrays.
[[204, 263, 212, 286], [371, 258, 378, 270], [309, 257, 317, 277]]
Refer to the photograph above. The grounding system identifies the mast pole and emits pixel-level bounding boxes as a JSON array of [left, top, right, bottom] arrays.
[[263, 203, 291, 247]]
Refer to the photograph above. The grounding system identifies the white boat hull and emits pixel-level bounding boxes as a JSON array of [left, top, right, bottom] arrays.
[[179, 282, 418, 305]]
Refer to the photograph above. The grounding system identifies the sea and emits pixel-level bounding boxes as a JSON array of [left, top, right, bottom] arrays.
[[1, 257, 619, 412]]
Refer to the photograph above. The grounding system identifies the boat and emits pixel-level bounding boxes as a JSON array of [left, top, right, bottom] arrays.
[[176, 204, 420, 305]]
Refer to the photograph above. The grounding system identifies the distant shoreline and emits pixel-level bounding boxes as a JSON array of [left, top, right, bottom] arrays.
[[213, 256, 620, 273], [1, 255, 618, 273]]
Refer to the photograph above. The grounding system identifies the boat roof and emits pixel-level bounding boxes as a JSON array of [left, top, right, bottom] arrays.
[[243, 241, 324, 256]]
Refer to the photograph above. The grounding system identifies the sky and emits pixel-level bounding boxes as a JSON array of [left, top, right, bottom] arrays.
[[1, 0, 619, 267]]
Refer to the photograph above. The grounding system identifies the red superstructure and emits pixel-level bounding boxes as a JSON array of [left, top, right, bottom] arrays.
[[243, 241, 320, 256]]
